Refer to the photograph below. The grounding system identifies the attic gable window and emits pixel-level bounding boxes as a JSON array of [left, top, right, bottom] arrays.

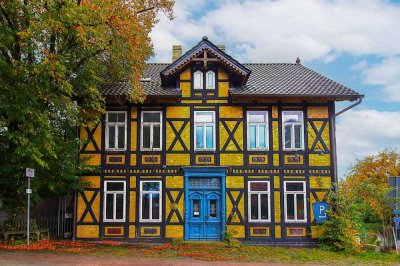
[[194, 70, 203, 90], [206, 70, 215, 89]]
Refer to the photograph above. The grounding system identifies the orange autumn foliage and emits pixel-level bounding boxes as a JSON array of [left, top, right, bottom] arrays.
[[341, 150, 400, 222]]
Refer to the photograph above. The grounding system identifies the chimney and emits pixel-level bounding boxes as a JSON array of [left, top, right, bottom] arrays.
[[172, 45, 182, 62], [217, 45, 225, 52], [296, 57, 301, 64]]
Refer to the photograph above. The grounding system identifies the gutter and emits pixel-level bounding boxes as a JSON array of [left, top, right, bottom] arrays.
[[331, 95, 364, 186]]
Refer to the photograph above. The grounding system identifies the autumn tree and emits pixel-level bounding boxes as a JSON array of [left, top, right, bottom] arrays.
[[341, 150, 400, 225], [0, 0, 174, 213]]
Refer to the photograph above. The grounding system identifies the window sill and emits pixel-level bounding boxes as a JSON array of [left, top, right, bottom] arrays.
[[194, 149, 216, 153], [248, 149, 270, 152], [140, 148, 163, 152], [283, 149, 305, 152], [139, 219, 162, 223], [105, 148, 127, 152], [248, 220, 271, 223], [284, 220, 307, 223], [103, 219, 125, 223]]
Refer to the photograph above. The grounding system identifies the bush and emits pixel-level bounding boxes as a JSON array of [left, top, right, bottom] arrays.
[[317, 187, 366, 252]]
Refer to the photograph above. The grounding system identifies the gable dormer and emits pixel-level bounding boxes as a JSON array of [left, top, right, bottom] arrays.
[[160, 36, 251, 99]]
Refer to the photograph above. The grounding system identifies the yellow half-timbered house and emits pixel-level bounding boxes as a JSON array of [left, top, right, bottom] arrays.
[[75, 37, 362, 246]]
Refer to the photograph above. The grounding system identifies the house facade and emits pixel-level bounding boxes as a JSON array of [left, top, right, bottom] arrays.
[[75, 37, 361, 245]]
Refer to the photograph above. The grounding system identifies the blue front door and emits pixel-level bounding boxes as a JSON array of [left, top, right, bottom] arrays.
[[187, 177, 222, 240]]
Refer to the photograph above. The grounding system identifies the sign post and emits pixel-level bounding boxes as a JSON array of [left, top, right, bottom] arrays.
[[26, 168, 34, 245]]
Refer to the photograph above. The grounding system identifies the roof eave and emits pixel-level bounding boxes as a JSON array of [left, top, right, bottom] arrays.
[[230, 93, 363, 102]]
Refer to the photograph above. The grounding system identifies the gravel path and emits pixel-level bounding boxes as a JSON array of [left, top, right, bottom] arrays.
[[0, 250, 299, 266]]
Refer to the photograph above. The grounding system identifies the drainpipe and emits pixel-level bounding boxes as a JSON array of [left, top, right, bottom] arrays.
[[331, 95, 364, 185]]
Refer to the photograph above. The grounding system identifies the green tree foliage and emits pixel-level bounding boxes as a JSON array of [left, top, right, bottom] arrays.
[[318, 186, 366, 252], [0, 0, 174, 213]]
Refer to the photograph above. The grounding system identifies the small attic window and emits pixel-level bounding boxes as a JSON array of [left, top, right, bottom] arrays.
[[194, 70, 203, 89], [140, 77, 152, 82], [206, 70, 215, 90]]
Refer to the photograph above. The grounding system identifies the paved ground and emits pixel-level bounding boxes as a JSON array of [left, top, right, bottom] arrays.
[[0, 250, 299, 266]]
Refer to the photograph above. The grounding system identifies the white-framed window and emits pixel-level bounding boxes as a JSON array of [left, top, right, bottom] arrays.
[[247, 111, 268, 150], [282, 111, 304, 150], [104, 181, 126, 222], [206, 70, 215, 90], [284, 181, 307, 222], [141, 111, 162, 151], [248, 181, 270, 222], [194, 111, 215, 150], [139, 181, 162, 222], [194, 70, 203, 90], [106, 111, 127, 150]]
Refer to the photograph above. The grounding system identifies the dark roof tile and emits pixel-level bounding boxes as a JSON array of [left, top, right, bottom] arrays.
[[101, 63, 361, 100]]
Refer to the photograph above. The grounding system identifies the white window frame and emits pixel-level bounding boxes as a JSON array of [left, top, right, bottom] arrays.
[[139, 180, 162, 223], [194, 70, 203, 90], [206, 70, 215, 90], [248, 181, 271, 223], [284, 181, 307, 223], [140, 111, 163, 151], [103, 181, 126, 222], [282, 111, 304, 151], [247, 111, 269, 151], [194, 111, 216, 151], [105, 111, 127, 151]]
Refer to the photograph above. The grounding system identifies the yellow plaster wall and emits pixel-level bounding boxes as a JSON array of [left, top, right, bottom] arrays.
[[274, 191, 281, 223], [309, 176, 331, 189], [308, 106, 329, 118], [180, 68, 191, 80], [166, 121, 190, 151], [227, 225, 245, 238], [166, 154, 190, 166], [180, 82, 191, 98], [76, 225, 99, 238], [272, 121, 279, 151], [165, 190, 184, 223], [226, 190, 245, 223], [309, 153, 331, 167], [77, 190, 100, 223], [308, 121, 330, 151], [220, 154, 243, 166], [129, 191, 136, 222], [130, 122, 137, 151], [275, 225, 281, 238], [226, 176, 244, 188], [166, 106, 190, 118], [166, 176, 184, 189], [81, 176, 100, 188], [218, 82, 229, 97], [219, 121, 243, 151], [129, 225, 136, 238], [219, 106, 243, 118], [165, 225, 184, 238]]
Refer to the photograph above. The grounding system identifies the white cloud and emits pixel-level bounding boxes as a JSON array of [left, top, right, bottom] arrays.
[[151, 0, 400, 63], [361, 57, 400, 102], [336, 109, 400, 177]]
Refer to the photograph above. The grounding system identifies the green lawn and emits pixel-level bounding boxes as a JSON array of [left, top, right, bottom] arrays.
[[1, 240, 399, 265]]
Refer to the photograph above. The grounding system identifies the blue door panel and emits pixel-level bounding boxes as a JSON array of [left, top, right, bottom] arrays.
[[187, 183, 222, 240]]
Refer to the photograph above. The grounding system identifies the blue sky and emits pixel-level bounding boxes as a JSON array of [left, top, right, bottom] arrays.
[[150, 0, 400, 178]]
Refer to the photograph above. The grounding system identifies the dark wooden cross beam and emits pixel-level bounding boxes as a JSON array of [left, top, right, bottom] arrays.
[[192, 50, 218, 68]]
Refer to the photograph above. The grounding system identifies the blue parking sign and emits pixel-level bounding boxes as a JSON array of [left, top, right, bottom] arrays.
[[313, 201, 330, 223]]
